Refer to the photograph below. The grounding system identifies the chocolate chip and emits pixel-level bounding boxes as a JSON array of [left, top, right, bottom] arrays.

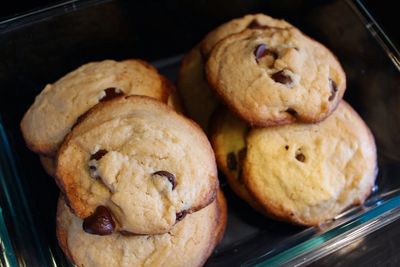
[[285, 145, 289, 150], [152, 171, 176, 190], [227, 152, 237, 171], [83, 206, 115, 236], [295, 152, 306, 162], [285, 108, 298, 117], [119, 230, 134, 236], [254, 44, 267, 62], [271, 70, 293, 85], [99, 88, 124, 102], [254, 44, 278, 64], [89, 165, 97, 171], [90, 149, 108, 161], [328, 79, 338, 101], [176, 210, 188, 222], [248, 20, 264, 29]]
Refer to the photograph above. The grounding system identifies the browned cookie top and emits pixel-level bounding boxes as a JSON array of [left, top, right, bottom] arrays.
[[56, 190, 227, 267], [56, 96, 218, 235], [243, 102, 377, 225], [206, 28, 346, 127], [178, 14, 292, 131]]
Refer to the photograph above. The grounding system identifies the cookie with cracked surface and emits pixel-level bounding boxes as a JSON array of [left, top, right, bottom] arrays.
[[56, 190, 227, 267], [55, 96, 218, 235], [178, 14, 291, 131], [206, 27, 346, 127], [21, 59, 172, 156], [243, 101, 377, 225]]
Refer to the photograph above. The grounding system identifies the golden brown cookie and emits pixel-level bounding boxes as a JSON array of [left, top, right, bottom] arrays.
[[56, 190, 227, 267], [206, 27, 346, 127], [56, 96, 218, 235], [177, 14, 292, 131], [243, 101, 377, 225]]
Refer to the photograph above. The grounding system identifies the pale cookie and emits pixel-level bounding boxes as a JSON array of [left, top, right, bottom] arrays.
[[243, 101, 377, 225], [21, 59, 172, 156], [56, 190, 227, 267], [56, 96, 218, 235], [178, 14, 291, 131], [206, 27, 346, 127]]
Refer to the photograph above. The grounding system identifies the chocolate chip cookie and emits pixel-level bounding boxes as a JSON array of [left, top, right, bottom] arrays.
[[243, 101, 377, 225], [206, 27, 346, 127], [178, 14, 292, 131], [55, 96, 218, 235], [21, 59, 172, 156], [56, 189, 227, 267]]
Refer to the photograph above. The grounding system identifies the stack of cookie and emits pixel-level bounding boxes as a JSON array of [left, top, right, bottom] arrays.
[[20, 60, 227, 266], [178, 14, 377, 226]]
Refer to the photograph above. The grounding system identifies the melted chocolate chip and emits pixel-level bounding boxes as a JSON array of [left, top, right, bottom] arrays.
[[254, 44, 267, 62], [227, 152, 237, 171], [271, 70, 293, 85], [285, 108, 298, 117], [328, 79, 338, 101], [247, 20, 268, 29], [295, 152, 306, 162], [83, 206, 115, 236], [90, 149, 108, 160], [89, 165, 97, 171], [99, 88, 124, 102], [119, 230, 134, 236], [176, 210, 188, 222], [254, 44, 279, 64], [153, 171, 176, 190], [285, 145, 289, 150]]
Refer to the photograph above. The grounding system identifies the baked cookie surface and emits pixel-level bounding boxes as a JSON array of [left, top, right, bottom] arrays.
[[56, 190, 227, 267], [200, 13, 292, 57], [38, 90, 183, 178], [56, 96, 218, 235], [206, 28, 346, 126], [178, 14, 291, 131], [243, 101, 377, 225], [21, 59, 171, 156]]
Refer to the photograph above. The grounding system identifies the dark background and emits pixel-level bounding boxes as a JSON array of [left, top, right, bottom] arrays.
[[1, 0, 399, 50]]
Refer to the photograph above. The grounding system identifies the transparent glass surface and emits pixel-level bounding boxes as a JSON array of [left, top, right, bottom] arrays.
[[0, 0, 399, 266]]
